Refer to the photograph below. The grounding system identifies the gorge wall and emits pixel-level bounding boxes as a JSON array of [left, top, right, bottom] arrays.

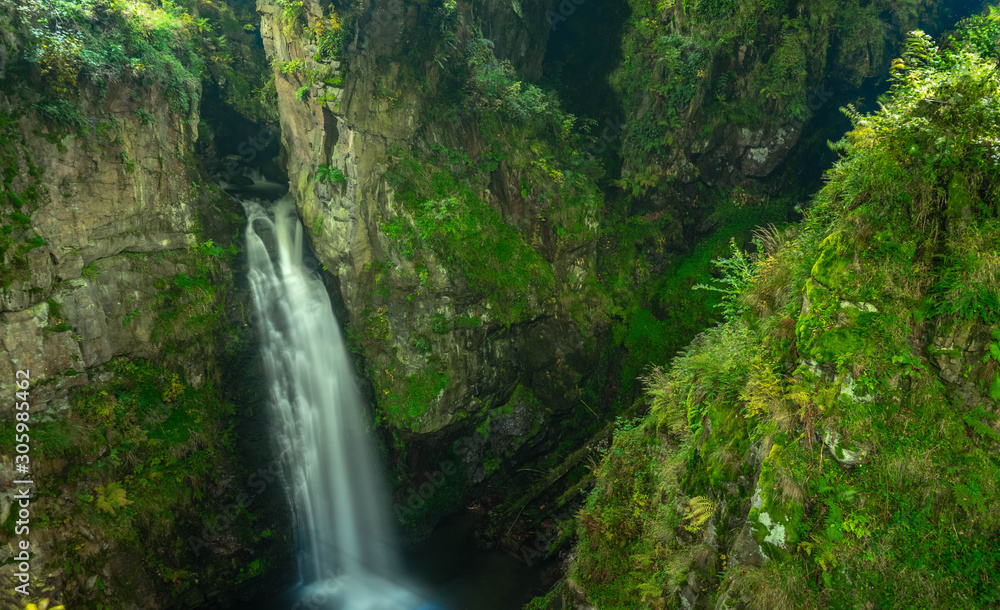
[[532, 13, 1000, 610], [0, 6, 289, 607]]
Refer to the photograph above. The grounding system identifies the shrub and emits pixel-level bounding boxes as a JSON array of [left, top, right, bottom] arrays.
[[280, 59, 305, 74], [466, 38, 553, 121]]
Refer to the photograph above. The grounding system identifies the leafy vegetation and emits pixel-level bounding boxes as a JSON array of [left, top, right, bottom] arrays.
[[384, 147, 556, 325], [693, 238, 758, 319], [535, 13, 1000, 609], [465, 38, 557, 121], [0, 177, 271, 603], [0, 357, 248, 606], [0, 0, 276, 123], [317, 163, 346, 184], [610, 0, 944, 197], [365, 9, 793, 440], [354, 48, 614, 425]]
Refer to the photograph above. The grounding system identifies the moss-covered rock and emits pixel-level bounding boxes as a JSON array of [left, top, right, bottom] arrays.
[[538, 15, 1000, 609]]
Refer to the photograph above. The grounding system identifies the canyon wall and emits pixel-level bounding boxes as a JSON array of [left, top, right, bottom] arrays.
[[0, 13, 288, 607]]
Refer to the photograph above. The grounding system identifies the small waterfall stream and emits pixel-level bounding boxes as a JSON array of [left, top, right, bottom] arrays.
[[242, 194, 427, 609]]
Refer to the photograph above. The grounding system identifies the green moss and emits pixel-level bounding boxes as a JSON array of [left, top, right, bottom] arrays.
[[483, 452, 501, 475], [453, 315, 482, 329], [385, 147, 557, 325], [614, 308, 675, 395], [430, 312, 449, 334], [751, 441, 806, 556], [702, 399, 749, 487], [566, 20, 1000, 608], [380, 367, 449, 428], [393, 457, 466, 537], [809, 233, 850, 289], [81, 261, 98, 280], [475, 413, 491, 440], [500, 384, 539, 416]]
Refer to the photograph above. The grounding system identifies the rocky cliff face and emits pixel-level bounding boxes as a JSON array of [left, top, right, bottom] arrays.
[[256, 0, 612, 534], [0, 29, 287, 608], [606, 0, 957, 239], [0, 83, 200, 388]]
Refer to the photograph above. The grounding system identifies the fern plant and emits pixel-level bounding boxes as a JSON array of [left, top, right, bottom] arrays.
[[95, 481, 132, 514], [317, 164, 346, 184], [683, 496, 716, 533], [693, 238, 757, 320]]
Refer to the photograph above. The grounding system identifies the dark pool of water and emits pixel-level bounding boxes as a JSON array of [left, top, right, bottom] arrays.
[[241, 510, 558, 610], [402, 511, 558, 610]]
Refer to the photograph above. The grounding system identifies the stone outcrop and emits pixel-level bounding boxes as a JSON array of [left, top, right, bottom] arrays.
[[0, 84, 201, 410]]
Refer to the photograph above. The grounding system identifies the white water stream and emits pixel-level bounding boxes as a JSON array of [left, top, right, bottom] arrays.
[[243, 194, 427, 609]]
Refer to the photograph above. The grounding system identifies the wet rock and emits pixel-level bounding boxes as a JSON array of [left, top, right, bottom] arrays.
[[680, 570, 702, 610], [714, 582, 750, 610], [728, 520, 767, 567]]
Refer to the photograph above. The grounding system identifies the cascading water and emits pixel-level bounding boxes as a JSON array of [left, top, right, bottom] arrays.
[[242, 193, 428, 609]]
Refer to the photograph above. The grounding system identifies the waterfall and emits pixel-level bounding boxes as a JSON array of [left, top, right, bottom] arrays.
[[243, 195, 427, 609]]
